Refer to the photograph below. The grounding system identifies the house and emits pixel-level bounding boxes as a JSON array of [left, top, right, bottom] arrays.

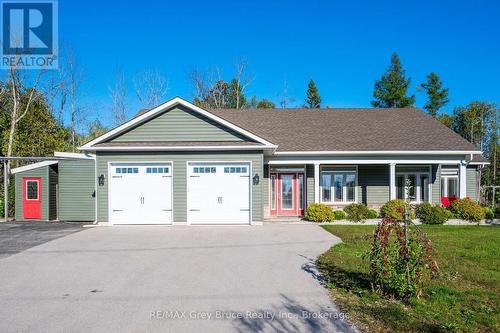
[[13, 97, 488, 224]]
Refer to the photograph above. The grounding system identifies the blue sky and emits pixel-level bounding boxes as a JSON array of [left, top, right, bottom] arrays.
[[58, 0, 500, 127]]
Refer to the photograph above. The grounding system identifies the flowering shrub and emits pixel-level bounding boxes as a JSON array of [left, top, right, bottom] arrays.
[[441, 195, 459, 208], [369, 217, 439, 300], [305, 203, 334, 222], [450, 198, 485, 222]]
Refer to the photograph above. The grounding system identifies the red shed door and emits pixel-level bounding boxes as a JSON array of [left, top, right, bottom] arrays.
[[23, 178, 42, 219]]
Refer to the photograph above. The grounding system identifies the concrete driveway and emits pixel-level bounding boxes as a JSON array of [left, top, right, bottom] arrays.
[[0, 224, 356, 333]]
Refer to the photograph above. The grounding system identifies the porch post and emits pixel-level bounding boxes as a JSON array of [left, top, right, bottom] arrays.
[[459, 161, 467, 198], [314, 163, 320, 203], [389, 163, 396, 200]]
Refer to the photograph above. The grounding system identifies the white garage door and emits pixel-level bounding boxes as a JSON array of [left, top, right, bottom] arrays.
[[187, 162, 250, 224], [109, 163, 172, 224]]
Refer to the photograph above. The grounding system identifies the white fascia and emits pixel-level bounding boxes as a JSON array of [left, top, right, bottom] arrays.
[[54, 151, 95, 159], [11, 160, 58, 174], [83, 145, 277, 152], [273, 150, 483, 155], [79, 97, 275, 150]]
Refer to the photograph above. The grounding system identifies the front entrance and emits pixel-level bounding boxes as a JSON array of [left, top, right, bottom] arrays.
[[270, 171, 305, 216], [23, 177, 42, 219]]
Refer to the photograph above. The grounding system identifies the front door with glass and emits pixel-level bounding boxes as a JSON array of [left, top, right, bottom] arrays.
[[270, 172, 305, 216]]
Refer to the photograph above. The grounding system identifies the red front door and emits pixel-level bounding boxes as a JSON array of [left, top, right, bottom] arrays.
[[23, 178, 42, 219], [270, 172, 305, 216]]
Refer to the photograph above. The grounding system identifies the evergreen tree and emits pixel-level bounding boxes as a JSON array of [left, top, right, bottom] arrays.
[[371, 53, 415, 108], [305, 79, 321, 108], [420, 72, 449, 117]]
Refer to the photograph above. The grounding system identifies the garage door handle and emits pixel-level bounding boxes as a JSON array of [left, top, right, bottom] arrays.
[[113, 209, 123, 212], [240, 209, 250, 211], [217, 197, 223, 204], [190, 175, 200, 178], [190, 209, 200, 211], [112, 176, 122, 178], [162, 209, 172, 211]]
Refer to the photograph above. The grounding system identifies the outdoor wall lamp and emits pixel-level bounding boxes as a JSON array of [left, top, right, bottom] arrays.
[[253, 173, 260, 185], [98, 174, 105, 186]]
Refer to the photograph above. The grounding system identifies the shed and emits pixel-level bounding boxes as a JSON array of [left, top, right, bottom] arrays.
[[12, 153, 96, 222]]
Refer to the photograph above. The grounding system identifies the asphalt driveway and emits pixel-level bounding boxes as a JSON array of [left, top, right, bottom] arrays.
[[0, 222, 85, 259], [0, 224, 356, 333]]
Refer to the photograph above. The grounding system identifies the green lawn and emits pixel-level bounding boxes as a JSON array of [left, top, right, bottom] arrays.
[[317, 225, 499, 333]]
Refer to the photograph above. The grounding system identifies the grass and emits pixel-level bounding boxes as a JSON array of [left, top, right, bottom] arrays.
[[317, 225, 500, 333]]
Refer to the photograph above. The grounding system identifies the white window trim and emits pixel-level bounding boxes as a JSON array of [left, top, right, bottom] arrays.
[[441, 175, 459, 197], [396, 171, 431, 204], [25, 180, 40, 201], [320, 166, 358, 205]]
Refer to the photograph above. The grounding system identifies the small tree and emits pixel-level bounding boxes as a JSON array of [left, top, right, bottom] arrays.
[[371, 53, 415, 108], [368, 180, 438, 300], [420, 72, 449, 117], [305, 79, 321, 108]]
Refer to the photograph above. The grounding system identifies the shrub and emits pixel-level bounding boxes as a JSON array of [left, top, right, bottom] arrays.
[[421, 206, 448, 225], [415, 202, 432, 220], [450, 198, 485, 222], [0, 199, 3, 218], [305, 203, 334, 222], [369, 217, 438, 300], [444, 209, 455, 220], [483, 207, 494, 220], [380, 200, 414, 221], [368, 209, 378, 219], [333, 210, 347, 220], [344, 203, 371, 222]]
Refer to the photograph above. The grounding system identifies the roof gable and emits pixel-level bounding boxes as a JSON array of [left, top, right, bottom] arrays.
[[109, 105, 247, 143], [80, 97, 276, 150]]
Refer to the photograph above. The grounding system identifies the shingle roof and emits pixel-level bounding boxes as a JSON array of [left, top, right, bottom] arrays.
[[205, 107, 479, 152]]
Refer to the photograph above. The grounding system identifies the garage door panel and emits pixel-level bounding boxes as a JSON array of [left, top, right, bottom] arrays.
[[109, 163, 172, 225], [188, 163, 250, 225]]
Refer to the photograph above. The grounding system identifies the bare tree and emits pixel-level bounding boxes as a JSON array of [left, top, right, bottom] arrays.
[[133, 69, 168, 108], [109, 67, 127, 126], [63, 47, 84, 152], [279, 79, 295, 109], [233, 59, 253, 109]]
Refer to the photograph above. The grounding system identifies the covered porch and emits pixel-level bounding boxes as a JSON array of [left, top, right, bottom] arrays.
[[264, 154, 477, 218]]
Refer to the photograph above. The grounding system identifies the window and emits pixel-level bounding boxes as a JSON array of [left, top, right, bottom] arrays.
[[26, 181, 39, 200], [441, 176, 458, 197], [224, 166, 247, 173], [193, 167, 215, 174], [117, 167, 138, 174], [396, 172, 430, 203], [320, 168, 356, 203]]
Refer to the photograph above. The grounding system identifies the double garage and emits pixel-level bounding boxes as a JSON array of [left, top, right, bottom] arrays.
[[108, 161, 252, 225]]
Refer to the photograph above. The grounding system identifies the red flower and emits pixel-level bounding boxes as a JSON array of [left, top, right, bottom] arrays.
[[441, 196, 451, 207]]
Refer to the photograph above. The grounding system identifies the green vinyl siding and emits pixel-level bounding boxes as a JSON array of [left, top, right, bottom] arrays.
[[58, 159, 96, 221], [431, 164, 441, 204], [48, 165, 58, 220], [358, 165, 390, 205], [96, 151, 263, 223], [466, 166, 479, 201], [15, 166, 50, 221], [110, 106, 247, 142]]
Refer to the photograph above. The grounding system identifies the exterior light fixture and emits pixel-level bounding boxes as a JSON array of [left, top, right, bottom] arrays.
[[98, 174, 105, 186], [253, 173, 259, 185]]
